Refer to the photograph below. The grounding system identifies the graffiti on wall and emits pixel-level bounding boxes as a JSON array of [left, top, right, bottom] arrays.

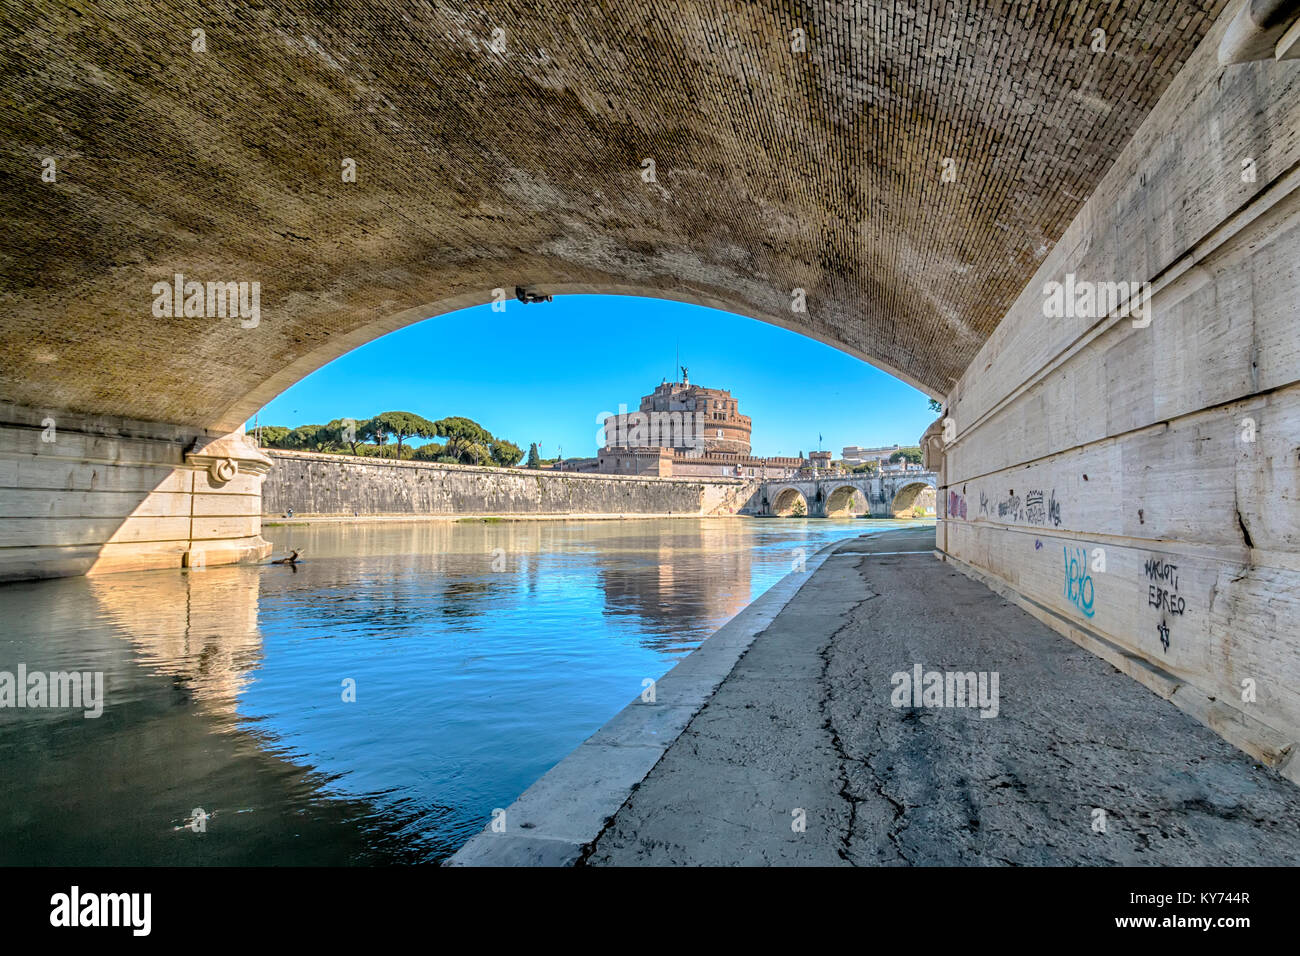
[[1063, 545, 1095, 618], [1144, 557, 1186, 616], [1144, 555, 1188, 653], [948, 491, 967, 519], [993, 488, 1062, 527]]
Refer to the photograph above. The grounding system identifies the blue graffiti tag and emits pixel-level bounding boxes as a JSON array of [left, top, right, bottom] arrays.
[[1063, 545, 1095, 618]]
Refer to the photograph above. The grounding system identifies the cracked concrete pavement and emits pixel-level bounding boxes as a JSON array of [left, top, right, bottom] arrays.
[[584, 527, 1300, 865]]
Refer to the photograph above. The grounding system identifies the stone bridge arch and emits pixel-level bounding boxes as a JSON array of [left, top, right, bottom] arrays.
[[824, 483, 866, 518], [0, 0, 1217, 438], [0, 0, 1295, 805], [769, 486, 809, 518], [890, 480, 937, 518]]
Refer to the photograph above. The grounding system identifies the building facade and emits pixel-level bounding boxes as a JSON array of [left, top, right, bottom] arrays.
[[842, 444, 903, 466], [599, 372, 802, 479]]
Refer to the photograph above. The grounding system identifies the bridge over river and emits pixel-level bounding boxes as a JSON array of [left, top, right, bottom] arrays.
[[754, 472, 938, 518], [1, 0, 1298, 831]]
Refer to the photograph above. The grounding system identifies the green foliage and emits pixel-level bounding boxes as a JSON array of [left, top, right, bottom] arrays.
[[365, 411, 437, 459], [526, 443, 541, 469], [253, 425, 290, 447], [411, 442, 447, 461], [442, 435, 491, 465], [889, 446, 923, 465], [323, 417, 362, 454], [349, 441, 412, 459], [490, 439, 523, 467], [928, 398, 943, 413], [280, 424, 334, 452], [790, 498, 806, 517], [433, 416, 492, 445], [852, 461, 878, 475], [359, 416, 389, 451], [261, 409, 525, 466]]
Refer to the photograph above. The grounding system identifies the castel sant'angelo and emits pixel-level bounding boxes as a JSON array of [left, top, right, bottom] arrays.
[[596, 368, 806, 478]]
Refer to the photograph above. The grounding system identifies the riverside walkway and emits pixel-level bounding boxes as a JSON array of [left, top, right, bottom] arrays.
[[582, 527, 1300, 866], [449, 526, 1300, 866]]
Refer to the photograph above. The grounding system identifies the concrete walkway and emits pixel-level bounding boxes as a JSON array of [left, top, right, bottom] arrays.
[[585, 527, 1300, 865]]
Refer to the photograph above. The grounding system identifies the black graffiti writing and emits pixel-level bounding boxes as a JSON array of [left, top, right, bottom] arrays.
[[1148, 585, 1186, 615], [992, 488, 1062, 526], [1143, 556, 1179, 590]]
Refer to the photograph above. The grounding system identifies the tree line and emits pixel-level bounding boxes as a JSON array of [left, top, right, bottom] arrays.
[[252, 412, 525, 467]]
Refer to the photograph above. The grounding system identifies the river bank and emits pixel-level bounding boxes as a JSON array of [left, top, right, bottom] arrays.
[[452, 527, 1300, 866], [262, 449, 758, 520], [0, 516, 892, 864], [263, 513, 928, 526]]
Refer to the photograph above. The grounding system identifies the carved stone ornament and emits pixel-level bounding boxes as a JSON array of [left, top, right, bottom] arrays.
[[185, 431, 274, 483]]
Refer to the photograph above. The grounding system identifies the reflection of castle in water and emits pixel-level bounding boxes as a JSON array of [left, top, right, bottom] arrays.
[[596, 522, 755, 652], [87, 520, 776, 710]]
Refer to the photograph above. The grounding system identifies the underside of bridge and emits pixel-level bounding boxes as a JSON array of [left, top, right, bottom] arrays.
[[0, 0, 1239, 427], [823, 485, 861, 518], [1, 2, 1298, 773], [770, 487, 808, 518]]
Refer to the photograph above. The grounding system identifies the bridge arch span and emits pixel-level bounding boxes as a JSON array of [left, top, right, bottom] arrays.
[[769, 486, 809, 518], [824, 484, 865, 518], [890, 480, 936, 518]]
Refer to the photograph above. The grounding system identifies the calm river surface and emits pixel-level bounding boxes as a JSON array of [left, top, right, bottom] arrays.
[[0, 517, 924, 864]]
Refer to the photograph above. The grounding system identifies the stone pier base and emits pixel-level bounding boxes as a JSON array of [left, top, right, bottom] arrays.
[[0, 404, 272, 582]]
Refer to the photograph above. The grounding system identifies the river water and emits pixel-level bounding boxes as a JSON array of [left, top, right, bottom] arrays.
[[0, 517, 924, 864]]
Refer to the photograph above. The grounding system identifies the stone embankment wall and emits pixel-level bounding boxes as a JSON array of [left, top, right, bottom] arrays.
[[933, 18, 1300, 779], [263, 450, 760, 518]]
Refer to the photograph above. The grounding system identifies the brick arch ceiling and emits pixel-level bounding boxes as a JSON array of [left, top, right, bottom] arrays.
[[0, 1, 1227, 431]]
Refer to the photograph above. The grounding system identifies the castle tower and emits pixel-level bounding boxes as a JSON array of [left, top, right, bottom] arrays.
[[603, 378, 751, 456]]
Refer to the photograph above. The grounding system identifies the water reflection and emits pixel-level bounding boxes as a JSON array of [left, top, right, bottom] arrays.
[[595, 521, 758, 654], [89, 566, 264, 717], [0, 568, 420, 865], [0, 517, 921, 864]]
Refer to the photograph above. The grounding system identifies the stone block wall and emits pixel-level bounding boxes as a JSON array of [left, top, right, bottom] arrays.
[[934, 17, 1300, 776], [263, 450, 756, 518]]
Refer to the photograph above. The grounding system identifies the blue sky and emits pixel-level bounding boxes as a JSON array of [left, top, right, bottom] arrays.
[[250, 295, 936, 458]]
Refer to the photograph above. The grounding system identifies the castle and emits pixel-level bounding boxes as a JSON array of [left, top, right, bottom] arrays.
[[595, 369, 804, 478]]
